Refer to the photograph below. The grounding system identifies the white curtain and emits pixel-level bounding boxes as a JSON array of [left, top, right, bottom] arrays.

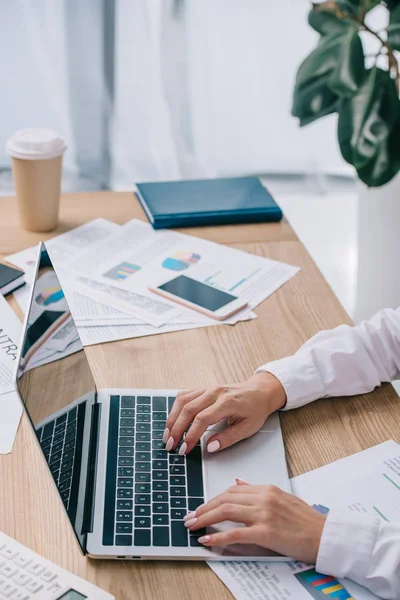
[[0, 0, 350, 191]]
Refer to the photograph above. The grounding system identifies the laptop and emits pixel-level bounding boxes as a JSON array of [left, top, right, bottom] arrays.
[[15, 242, 290, 561]]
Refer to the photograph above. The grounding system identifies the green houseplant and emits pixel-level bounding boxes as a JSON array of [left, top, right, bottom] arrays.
[[292, 0, 400, 187]]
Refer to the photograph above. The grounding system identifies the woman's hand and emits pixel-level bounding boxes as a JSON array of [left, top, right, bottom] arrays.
[[163, 372, 287, 455], [184, 482, 326, 564]]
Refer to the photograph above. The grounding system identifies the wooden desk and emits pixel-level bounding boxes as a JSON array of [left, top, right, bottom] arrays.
[[0, 192, 399, 599]]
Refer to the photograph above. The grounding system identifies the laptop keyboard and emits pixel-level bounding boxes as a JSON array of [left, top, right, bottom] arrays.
[[36, 402, 86, 523], [103, 395, 205, 548]]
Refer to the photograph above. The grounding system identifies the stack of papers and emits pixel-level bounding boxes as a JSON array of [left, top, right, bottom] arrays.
[[5, 218, 300, 348], [210, 440, 400, 600]]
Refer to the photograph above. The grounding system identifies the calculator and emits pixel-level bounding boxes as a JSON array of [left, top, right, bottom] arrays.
[[0, 531, 114, 600]]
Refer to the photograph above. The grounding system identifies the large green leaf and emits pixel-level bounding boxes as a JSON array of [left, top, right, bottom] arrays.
[[338, 68, 400, 168], [329, 29, 365, 96], [357, 112, 400, 186], [388, 3, 400, 51], [308, 1, 357, 36], [295, 34, 343, 91], [292, 77, 339, 126]]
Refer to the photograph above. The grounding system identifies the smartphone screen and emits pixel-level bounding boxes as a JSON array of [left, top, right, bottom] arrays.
[[158, 275, 237, 312]]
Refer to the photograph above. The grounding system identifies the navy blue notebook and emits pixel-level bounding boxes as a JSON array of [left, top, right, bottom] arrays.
[[135, 177, 282, 229]]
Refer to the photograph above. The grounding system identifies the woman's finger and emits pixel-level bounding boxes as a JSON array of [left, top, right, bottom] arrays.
[[164, 388, 206, 441], [168, 393, 218, 450], [188, 489, 259, 520], [197, 526, 256, 548], [185, 504, 255, 531], [179, 400, 235, 454]]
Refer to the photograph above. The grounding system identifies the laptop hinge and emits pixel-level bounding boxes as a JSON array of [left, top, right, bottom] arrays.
[[82, 394, 101, 537]]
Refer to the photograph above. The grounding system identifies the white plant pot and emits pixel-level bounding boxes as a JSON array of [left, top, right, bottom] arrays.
[[354, 172, 400, 322]]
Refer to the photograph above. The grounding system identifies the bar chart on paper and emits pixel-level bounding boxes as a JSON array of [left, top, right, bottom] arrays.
[[295, 568, 354, 600]]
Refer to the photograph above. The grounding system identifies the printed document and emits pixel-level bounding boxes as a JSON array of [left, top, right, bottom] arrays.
[[209, 441, 400, 600]]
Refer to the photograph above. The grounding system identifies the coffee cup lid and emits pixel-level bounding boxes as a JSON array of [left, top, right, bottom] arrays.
[[6, 128, 67, 160]]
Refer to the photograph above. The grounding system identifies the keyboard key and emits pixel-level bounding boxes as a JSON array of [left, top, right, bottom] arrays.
[[153, 481, 168, 491], [116, 535, 132, 546], [116, 511, 133, 521], [54, 422, 66, 434], [119, 457, 134, 466], [153, 450, 168, 460], [152, 430, 164, 440], [58, 480, 70, 492], [171, 497, 186, 508], [61, 458, 74, 471], [0, 563, 17, 577], [64, 439, 75, 453], [119, 446, 134, 456], [120, 427, 134, 436], [67, 407, 77, 423], [136, 433, 150, 441], [137, 405, 151, 414], [153, 396, 167, 411], [152, 411, 167, 420], [152, 460, 168, 470], [61, 489, 69, 501], [137, 414, 150, 423], [171, 521, 188, 546], [170, 465, 185, 475], [116, 523, 133, 534], [135, 517, 151, 528], [171, 487, 185, 497], [136, 443, 151, 452], [135, 483, 150, 493], [135, 473, 150, 483], [170, 476, 185, 486], [121, 409, 134, 417], [136, 423, 150, 433], [153, 527, 169, 546], [51, 441, 63, 454], [63, 448, 74, 462], [190, 536, 205, 547], [118, 478, 133, 488], [120, 418, 134, 427], [171, 508, 186, 519], [153, 514, 169, 525], [119, 437, 134, 447], [40, 437, 52, 450], [135, 494, 150, 504], [169, 455, 184, 464], [117, 500, 133, 509], [188, 497, 204, 511], [14, 571, 31, 585], [136, 462, 150, 472], [135, 505, 150, 516], [0, 582, 17, 596], [56, 414, 67, 425], [26, 580, 43, 593], [153, 422, 166, 431], [136, 452, 150, 462], [42, 422, 54, 440], [137, 396, 151, 405], [66, 422, 76, 435], [118, 467, 133, 477], [121, 396, 135, 408], [59, 468, 73, 483], [134, 529, 151, 546], [153, 503, 168, 514], [152, 440, 164, 450], [186, 445, 204, 497], [27, 562, 45, 575], [152, 492, 168, 502], [168, 397, 175, 412], [52, 433, 64, 446], [117, 489, 133, 498], [64, 430, 76, 444], [153, 470, 168, 480], [13, 555, 31, 568]]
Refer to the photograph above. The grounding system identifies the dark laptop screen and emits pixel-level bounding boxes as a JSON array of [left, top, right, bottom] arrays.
[[16, 244, 97, 551]]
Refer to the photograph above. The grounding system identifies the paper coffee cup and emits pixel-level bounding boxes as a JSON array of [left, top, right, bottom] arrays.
[[6, 129, 67, 232]]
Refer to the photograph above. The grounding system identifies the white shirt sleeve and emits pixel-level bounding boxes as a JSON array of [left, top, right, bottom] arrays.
[[256, 307, 400, 410], [316, 509, 400, 600], [256, 308, 400, 598]]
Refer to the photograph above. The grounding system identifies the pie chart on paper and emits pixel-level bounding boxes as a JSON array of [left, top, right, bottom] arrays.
[[162, 251, 201, 271]]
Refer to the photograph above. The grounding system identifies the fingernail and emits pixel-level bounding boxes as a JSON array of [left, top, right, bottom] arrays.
[[198, 535, 211, 544], [179, 442, 187, 456], [184, 518, 198, 528], [235, 477, 250, 485], [165, 436, 174, 451], [207, 440, 220, 453], [162, 428, 170, 443], [184, 511, 196, 522]]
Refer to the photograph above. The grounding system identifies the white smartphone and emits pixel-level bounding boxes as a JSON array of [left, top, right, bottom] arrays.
[[148, 274, 248, 320]]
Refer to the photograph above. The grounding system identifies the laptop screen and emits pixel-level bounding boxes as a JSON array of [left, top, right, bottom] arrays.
[[16, 243, 97, 552]]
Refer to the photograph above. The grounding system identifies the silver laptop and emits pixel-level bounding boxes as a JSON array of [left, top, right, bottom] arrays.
[[15, 242, 290, 561]]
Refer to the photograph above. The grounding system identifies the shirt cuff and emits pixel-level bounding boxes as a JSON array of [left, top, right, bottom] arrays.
[[256, 354, 325, 410], [316, 508, 380, 582]]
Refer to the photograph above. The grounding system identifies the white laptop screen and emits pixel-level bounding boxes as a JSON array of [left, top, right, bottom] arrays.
[[16, 243, 97, 552]]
